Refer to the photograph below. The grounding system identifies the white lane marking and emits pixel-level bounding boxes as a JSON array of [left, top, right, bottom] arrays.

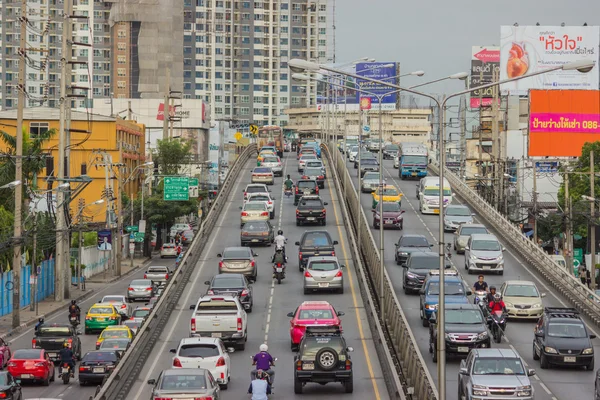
[[539, 382, 553, 395], [132, 163, 247, 400]]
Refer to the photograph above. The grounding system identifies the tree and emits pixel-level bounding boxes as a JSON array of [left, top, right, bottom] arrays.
[[152, 139, 192, 176]]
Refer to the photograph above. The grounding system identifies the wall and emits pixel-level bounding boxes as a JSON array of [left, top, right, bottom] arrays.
[[78, 246, 111, 278], [0, 260, 55, 317]]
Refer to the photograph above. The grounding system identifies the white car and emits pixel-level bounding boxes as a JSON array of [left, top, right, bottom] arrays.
[[170, 337, 233, 388], [347, 146, 359, 162], [260, 155, 283, 177], [245, 192, 276, 219], [298, 154, 318, 172], [189, 295, 248, 350], [100, 295, 131, 319], [243, 183, 269, 200], [170, 223, 192, 238], [251, 167, 274, 185], [393, 155, 399, 169]]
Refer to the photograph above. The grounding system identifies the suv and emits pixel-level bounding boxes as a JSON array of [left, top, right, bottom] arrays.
[[402, 251, 450, 294], [428, 304, 491, 363], [419, 270, 471, 326], [294, 179, 319, 205], [296, 195, 328, 226], [395, 234, 433, 266], [293, 326, 354, 394], [295, 231, 338, 271], [458, 348, 535, 400], [464, 233, 505, 275], [533, 307, 596, 370], [359, 158, 380, 177]]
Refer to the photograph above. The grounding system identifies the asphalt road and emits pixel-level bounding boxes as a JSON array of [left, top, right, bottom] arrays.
[[344, 152, 598, 400]]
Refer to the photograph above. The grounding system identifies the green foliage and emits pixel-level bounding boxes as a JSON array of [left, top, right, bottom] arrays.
[[152, 139, 192, 176], [71, 231, 98, 248]]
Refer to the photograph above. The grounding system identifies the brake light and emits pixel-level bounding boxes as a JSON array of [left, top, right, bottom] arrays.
[[79, 366, 90, 372], [96, 341, 101, 348], [219, 261, 224, 269], [277, 263, 282, 267], [243, 192, 247, 198], [332, 251, 335, 256], [121, 304, 127, 309], [302, 175, 308, 179], [67, 338, 73, 348], [295, 187, 299, 193], [335, 270, 343, 277], [296, 359, 302, 370], [267, 201, 272, 204], [237, 317, 243, 331], [304, 271, 312, 278], [241, 289, 249, 296], [345, 359, 352, 370], [191, 318, 196, 331], [145, 287, 152, 291], [298, 251, 302, 259], [216, 356, 226, 367], [160, 246, 164, 251], [319, 175, 324, 179], [241, 212, 248, 216], [173, 357, 182, 367], [296, 209, 300, 215], [128, 287, 134, 291], [315, 187, 319, 193], [207, 289, 214, 295], [165, 274, 169, 280], [144, 274, 147, 279], [261, 212, 269, 216], [32, 339, 36, 348], [250, 260, 255, 267], [322, 209, 326, 214], [34, 362, 46, 367]]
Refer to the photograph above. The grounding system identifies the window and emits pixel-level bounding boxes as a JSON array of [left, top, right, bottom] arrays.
[[118, 30, 126, 38], [280, 15, 288, 22], [279, 97, 288, 104], [241, 73, 250, 79], [280, 38, 288, 45], [29, 122, 49, 138], [117, 55, 126, 64], [318, 15, 326, 23], [292, 3, 300, 10], [280, 85, 288, 92], [280, 73, 288, 80], [117, 81, 126, 88], [292, 15, 300, 22], [242, 25, 250, 32], [117, 42, 126, 50], [240, 95, 250, 103], [319, 28, 326, 35], [319, 4, 326, 11], [240, 107, 250, 115], [280, 3, 288, 10], [117, 68, 126, 77]]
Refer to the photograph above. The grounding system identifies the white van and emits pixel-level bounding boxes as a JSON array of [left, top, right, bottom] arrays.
[[416, 176, 450, 200]]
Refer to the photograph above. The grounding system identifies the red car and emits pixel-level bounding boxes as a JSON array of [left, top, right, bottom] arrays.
[[286, 301, 344, 351], [7, 349, 55, 385]]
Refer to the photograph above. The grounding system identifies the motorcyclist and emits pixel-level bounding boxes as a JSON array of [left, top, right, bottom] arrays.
[[284, 175, 294, 191], [68, 300, 81, 323], [472, 275, 489, 294], [248, 369, 272, 399], [273, 230, 287, 260], [251, 344, 275, 391], [59, 342, 75, 377], [34, 317, 44, 332], [489, 293, 507, 314], [485, 286, 498, 304]]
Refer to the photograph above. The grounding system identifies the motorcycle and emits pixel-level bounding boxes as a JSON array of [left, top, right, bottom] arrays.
[[284, 186, 293, 198], [250, 356, 277, 386], [489, 310, 507, 343], [273, 263, 285, 284], [473, 291, 487, 305], [60, 363, 73, 384], [69, 313, 79, 328]]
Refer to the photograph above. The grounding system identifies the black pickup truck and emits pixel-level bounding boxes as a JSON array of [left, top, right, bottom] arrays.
[[296, 195, 328, 226], [32, 323, 82, 363]]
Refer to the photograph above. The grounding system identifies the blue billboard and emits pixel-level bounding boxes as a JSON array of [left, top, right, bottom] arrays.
[[354, 62, 398, 110]]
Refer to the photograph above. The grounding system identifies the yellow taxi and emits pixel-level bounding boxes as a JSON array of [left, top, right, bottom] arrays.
[[95, 325, 134, 349], [84, 303, 121, 334], [372, 185, 403, 209]]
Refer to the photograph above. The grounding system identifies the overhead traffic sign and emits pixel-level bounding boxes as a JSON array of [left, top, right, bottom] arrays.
[[164, 176, 190, 201], [125, 226, 138, 233], [249, 124, 258, 134], [362, 125, 371, 133]]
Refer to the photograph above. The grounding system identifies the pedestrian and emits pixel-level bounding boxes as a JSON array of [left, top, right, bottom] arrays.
[[580, 265, 591, 288]]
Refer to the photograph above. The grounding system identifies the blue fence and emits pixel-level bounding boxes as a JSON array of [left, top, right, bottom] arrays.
[[0, 260, 55, 317]]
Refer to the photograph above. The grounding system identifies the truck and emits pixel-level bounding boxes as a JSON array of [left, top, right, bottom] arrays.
[[257, 125, 284, 158], [398, 142, 428, 180], [32, 323, 82, 363], [189, 295, 248, 350]]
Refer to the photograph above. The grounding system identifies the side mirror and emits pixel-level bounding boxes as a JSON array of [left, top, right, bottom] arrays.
[[333, 240, 339, 245], [147, 379, 156, 385], [217, 253, 222, 258], [502, 247, 506, 252], [189, 305, 195, 310], [295, 241, 300, 246], [324, 202, 328, 205], [527, 369, 536, 376], [401, 210, 405, 214], [534, 331, 543, 337], [287, 312, 294, 318], [340, 265, 346, 268], [591, 334, 597, 339], [227, 347, 235, 353], [169, 348, 176, 353], [401, 264, 408, 268], [459, 367, 468, 375], [337, 311, 345, 316], [471, 213, 476, 217], [252, 252, 258, 257], [346, 347, 354, 352], [541, 293, 546, 298], [204, 280, 210, 285]]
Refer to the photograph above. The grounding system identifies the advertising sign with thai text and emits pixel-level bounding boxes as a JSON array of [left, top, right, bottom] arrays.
[[470, 46, 500, 108]]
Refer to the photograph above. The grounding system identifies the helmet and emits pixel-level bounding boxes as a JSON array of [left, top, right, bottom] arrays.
[[63, 342, 70, 348], [277, 230, 283, 235], [260, 343, 268, 352], [71, 300, 76, 305], [489, 286, 496, 292], [494, 293, 501, 301]]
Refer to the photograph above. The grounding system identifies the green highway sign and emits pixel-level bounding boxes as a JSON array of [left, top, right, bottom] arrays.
[[164, 176, 190, 201], [134, 232, 145, 243], [126, 225, 138, 233], [189, 178, 199, 186]]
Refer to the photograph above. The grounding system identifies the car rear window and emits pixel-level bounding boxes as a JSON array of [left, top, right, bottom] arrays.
[[243, 221, 269, 231], [400, 236, 430, 247], [131, 280, 152, 286], [84, 352, 118, 362], [308, 262, 338, 271], [301, 155, 317, 160], [101, 329, 130, 339], [254, 167, 272, 173], [102, 296, 124, 303], [13, 349, 42, 359], [298, 181, 316, 188], [100, 339, 129, 349], [37, 326, 71, 336], [304, 168, 323, 176], [381, 202, 401, 212], [123, 321, 141, 330], [178, 344, 220, 358], [460, 227, 488, 236], [196, 300, 238, 312], [299, 200, 323, 208], [246, 186, 267, 193], [302, 232, 332, 247], [306, 161, 323, 167], [160, 374, 207, 390], [223, 249, 251, 258], [90, 307, 114, 315], [244, 203, 267, 211], [163, 244, 175, 249], [361, 159, 378, 165], [148, 267, 168, 273], [263, 157, 279, 163], [212, 276, 244, 288], [248, 195, 269, 202], [298, 308, 334, 319]]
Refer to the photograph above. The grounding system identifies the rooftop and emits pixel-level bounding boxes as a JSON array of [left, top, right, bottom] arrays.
[[0, 107, 116, 122]]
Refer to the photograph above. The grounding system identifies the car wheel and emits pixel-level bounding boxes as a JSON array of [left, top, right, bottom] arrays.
[[316, 347, 339, 371], [85, 328, 90, 335], [270, 211, 275, 219], [50, 368, 56, 382], [247, 305, 253, 313], [220, 382, 228, 390], [160, 256, 164, 259], [42, 375, 50, 386], [540, 352, 549, 369], [532, 342, 540, 360], [294, 377, 303, 394], [344, 377, 354, 393], [321, 218, 326, 226], [237, 341, 246, 351]]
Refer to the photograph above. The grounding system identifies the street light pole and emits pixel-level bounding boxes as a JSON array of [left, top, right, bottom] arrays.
[[377, 94, 385, 319]]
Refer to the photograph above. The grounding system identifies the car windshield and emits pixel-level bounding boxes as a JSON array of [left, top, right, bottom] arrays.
[[385, 145, 399, 150], [254, 167, 271, 173], [361, 159, 378, 165], [298, 181, 316, 189], [298, 308, 334, 320], [402, 155, 427, 164], [471, 239, 501, 251], [427, 282, 465, 296], [163, 244, 175, 249], [382, 202, 401, 212], [309, 262, 338, 271], [179, 344, 220, 358], [133, 309, 150, 318], [90, 307, 114, 315], [123, 321, 140, 330], [84, 352, 118, 362], [400, 236, 429, 247], [243, 222, 269, 231], [408, 256, 438, 269], [302, 232, 332, 247], [246, 186, 266, 193], [102, 330, 129, 339], [13, 349, 42, 359], [349, 146, 359, 152], [301, 155, 317, 160], [102, 296, 125, 303], [212, 276, 244, 288], [300, 200, 323, 208], [304, 168, 322, 176], [301, 337, 343, 357], [547, 322, 588, 338], [446, 207, 471, 216], [363, 173, 378, 180], [244, 203, 267, 211], [423, 188, 452, 196], [131, 280, 151, 286], [445, 309, 483, 324], [37, 326, 71, 336], [460, 227, 488, 236], [473, 358, 525, 375], [223, 249, 251, 258], [504, 284, 539, 297], [380, 188, 398, 196]]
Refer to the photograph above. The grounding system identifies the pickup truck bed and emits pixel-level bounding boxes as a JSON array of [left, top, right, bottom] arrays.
[[189, 296, 247, 350], [33, 324, 81, 362]]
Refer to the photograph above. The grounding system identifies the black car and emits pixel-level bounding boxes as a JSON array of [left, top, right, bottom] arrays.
[[204, 273, 253, 312], [533, 307, 596, 370], [295, 230, 338, 271], [402, 251, 450, 294], [78, 350, 120, 386], [33, 323, 82, 363], [293, 326, 354, 394], [240, 220, 274, 246], [296, 195, 328, 226], [0, 371, 21, 400], [359, 158, 380, 177], [428, 304, 491, 362], [294, 180, 319, 205], [394, 234, 433, 265]]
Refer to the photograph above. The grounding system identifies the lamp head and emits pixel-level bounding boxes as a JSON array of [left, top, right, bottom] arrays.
[[449, 72, 469, 80], [2, 180, 21, 189], [288, 59, 320, 73], [411, 70, 425, 76], [93, 199, 105, 205], [292, 73, 309, 81], [562, 60, 595, 73]]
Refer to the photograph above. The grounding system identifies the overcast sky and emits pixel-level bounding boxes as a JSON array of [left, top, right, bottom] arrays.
[[335, 0, 600, 97]]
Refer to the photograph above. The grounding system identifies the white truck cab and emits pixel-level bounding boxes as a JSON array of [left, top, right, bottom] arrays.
[[189, 295, 248, 350]]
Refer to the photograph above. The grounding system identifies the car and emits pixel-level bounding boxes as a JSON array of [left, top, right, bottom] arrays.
[[251, 167, 274, 185], [131, 306, 152, 322], [0, 338, 11, 369], [454, 223, 489, 254], [258, 149, 276, 162], [160, 243, 178, 258], [284, 141, 292, 152], [170, 223, 192, 238], [240, 220, 274, 246], [240, 202, 269, 227], [394, 234, 433, 265], [294, 179, 319, 205], [464, 233, 505, 275], [368, 139, 384, 152], [147, 368, 221, 400], [84, 303, 121, 334], [144, 265, 171, 284], [419, 184, 453, 214], [7, 349, 55, 385], [500, 281, 546, 320], [402, 251, 450, 294], [347, 145, 359, 162], [78, 350, 120, 386], [372, 201, 404, 229], [127, 279, 155, 302], [259, 155, 283, 176], [99, 338, 131, 357], [293, 326, 353, 394], [95, 326, 133, 349], [287, 301, 344, 351], [372, 185, 402, 209], [393, 155, 400, 169], [100, 295, 131, 320], [359, 158, 380, 177], [303, 256, 345, 294], [360, 171, 384, 193], [180, 229, 195, 245], [217, 246, 258, 282], [303, 142, 322, 157], [296, 230, 339, 270], [170, 337, 233, 389], [428, 304, 491, 362], [458, 348, 535, 400], [443, 205, 475, 231], [205, 273, 253, 312], [122, 320, 142, 335], [305, 160, 326, 178], [145, 296, 159, 308], [533, 307, 596, 370], [419, 270, 471, 326], [383, 144, 399, 160], [296, 195, 328, 226], [245, 192, 275, 219], [301, 167, 326, 188], [243, 183, 269, 200], [0, 371, 21, 399], [298, 148, 317, 162], [298, 154, 318, 172], [189, 295, 248, 349]]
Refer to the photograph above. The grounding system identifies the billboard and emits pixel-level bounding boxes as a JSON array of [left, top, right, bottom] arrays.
[[500, 25, 599, 95], [97, 230, 112, 251], [470, 46, 500, 108], [354, 62, 398, 110], [528, 89, 600, 156]]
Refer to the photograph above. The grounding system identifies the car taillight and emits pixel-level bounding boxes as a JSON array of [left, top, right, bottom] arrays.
[[128, 287, 134, 291], [191, 318, 196, 331], [332, 251, 335, 256], [68, 338, 73, 348], [241, 211, 248, 216], [216, 356, 226, 367], [296, 359, 302, 370], [261, 212, 268, 216], [267, 201, 272, 204], [302, 175, 308, 179], [144, 274, 147, 279], [32, 339, 36, 348], [241, 289, 249, 296], [237, 317, 243, 331], [173, 357, 182, 367], [315, 187, 319, 193], [250, 260, 255, 267], [165, 274, 169, 280], [335, 270, 343, 277], [145, 287, 152, 291], [304, 271, 312, 278], [160, 246, 164, 251], [322, 208, 326, 214], [121, 304, 127, 309], [96, 341, 101, 348], [295, 187, 299, 193], [319, 175, 324, 179], [345, 359, 352, 370], [34, 362, 46, 367], [219, 261, 224, 269], [298, 251, 302, 259]]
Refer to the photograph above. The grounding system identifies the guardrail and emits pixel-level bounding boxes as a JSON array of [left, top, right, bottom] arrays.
[[324, 143, 437, 400], [92, 144, 257, 400], [429, 161, 600, 327]]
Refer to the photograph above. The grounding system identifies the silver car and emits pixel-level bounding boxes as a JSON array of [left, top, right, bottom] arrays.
[[100, 295, 131, 319], [443, 205, 475, 231], [127, 279, 155, 302], [122, 320, 142, 335], [147, 368, 221, 400], [261, 155, 283, 176], [453, 224, 489, 254], [347, 146, 359, 161], [145, 265, 170, 284], [464, 233, 505, 275], [361, 171, 384, 193], [160, 243, 178, 258], [303, 256, 345, 294]]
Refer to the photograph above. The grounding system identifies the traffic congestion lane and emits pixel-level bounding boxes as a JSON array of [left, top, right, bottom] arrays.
[[343, 154, 584, 400], [127, 153, 389, 400], [9, 253, 179, 398]]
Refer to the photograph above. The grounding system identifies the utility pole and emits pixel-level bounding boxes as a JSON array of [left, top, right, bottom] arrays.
[[533, 161, 538, 245], [565, 172, 572, 274], [130, 193, 134, 270], [162, 68, 170, 140], [29, 215, 37, 312], [477, 69, 484, 178], [459, 94, 467, 179], [491, 68, 500, 209], [115, 165, 124, 277], [591, 151, 596, 289], [218, 121, 224, 189]]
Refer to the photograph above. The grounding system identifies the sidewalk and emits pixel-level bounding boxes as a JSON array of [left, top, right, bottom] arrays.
[[0, 257, 151, 338]]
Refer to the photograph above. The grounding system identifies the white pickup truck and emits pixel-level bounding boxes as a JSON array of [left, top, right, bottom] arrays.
[[189, 295, 248, 350]]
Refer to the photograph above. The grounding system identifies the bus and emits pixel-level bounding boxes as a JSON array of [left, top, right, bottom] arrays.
[[257, 125, 284, 158], [398, 143, 428, 180]]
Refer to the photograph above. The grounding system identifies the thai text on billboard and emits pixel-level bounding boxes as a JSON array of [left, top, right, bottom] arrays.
[[470, 46, 500, 108], [500, 25, 599, 95], [528, 89, 600, 157], [354, 62, 398, 110]]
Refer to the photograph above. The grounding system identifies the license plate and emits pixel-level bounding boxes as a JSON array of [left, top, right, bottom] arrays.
[[48, 353, 57, 358], [433, 209, 439, 214], [303, 363, 314, 370], [212, 332, 222, 338], [458, 347, 469, 353], [276, 267, 283, 272], [20, 374, 32, 379], [93, 367, 105, 373], [318, 282, 329, 288], [252, 239, 259, 242], [483, 265, 491, 270], [61, 368, 69, 374], [96, 318, 105, 321], [384, 220, 393, 224], [411, 172, 417, 176], [307, 217, 315, 221], [564, 356, 576, 362]]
